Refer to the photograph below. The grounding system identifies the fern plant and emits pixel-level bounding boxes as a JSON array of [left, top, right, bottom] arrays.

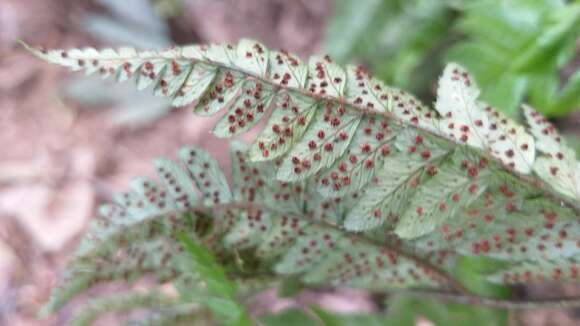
[[26, 38, 580, 324]]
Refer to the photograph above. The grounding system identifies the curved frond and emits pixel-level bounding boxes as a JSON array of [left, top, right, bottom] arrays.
[[29, 39, 580, 321]]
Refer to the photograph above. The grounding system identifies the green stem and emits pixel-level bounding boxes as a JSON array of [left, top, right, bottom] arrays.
[[191, 202, 470, 294], [395, 289, 580, 309]]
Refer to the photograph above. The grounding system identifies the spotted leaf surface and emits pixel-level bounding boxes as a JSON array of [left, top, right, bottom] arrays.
[[435, 64, 535, 174], [255, 215, 311, 259], [524, 105, 580, 201], [343, 161, 414, 232], [223, 209, 273, 249], [395, 158, 484, 239], [154, 158, 200, 210], [489, 257, 579, 284], [277, 102, 362, 181], [193, 69, 244, 116], [316, 116, 399, 197], [31, 41, 575, 193], [410, 179, 580, 285], [481, 103, 535, 173], [250, 93, 318, 161], [274, 226, 344, 274], [389, 87, 438, 132], [231, 141, 270, 203], [534, 158, 580, 201], [178, 147, 231, 206], [345, 65, 390, 113], [302, 239, 439, 289], [523, 105, 566, 156], [307, 55, 346, 98], [33, 39, 580, 320], [231, 141, 305, 215], [344, 130, 452, 232], [24, 45, 220, 108], [310, 191, 360, 225], [268, 50, 308, 89], [172, 63, 217, 107], [212, 79, 275, 137], [234, 39, 269, 78], [44, 147, 223, 315]]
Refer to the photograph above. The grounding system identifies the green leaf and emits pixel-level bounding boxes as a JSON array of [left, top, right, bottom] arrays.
[[454, 256, 511, 298], [277, 276, 304, 298], [547, 70, 580, 116], [386, 295, 508, 326], [178, 235, 253, 325], [310, 306, 391, 326], [325, 0, 453, 93], [178, 235, 237, 297], [446, 0, 579, 116], [480, 74, 527, 117], [261, 309, 320, 326], [249, 93, 318, 161], [512, 3, 580, 73], [324, 0, 388, 62], [527, 73, 559, 111]]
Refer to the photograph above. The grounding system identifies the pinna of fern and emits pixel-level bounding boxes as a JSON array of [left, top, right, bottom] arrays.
[[26, 39, 580, 323]]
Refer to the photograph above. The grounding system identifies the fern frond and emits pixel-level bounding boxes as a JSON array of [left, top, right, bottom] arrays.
[[44, 145, 465, 320], [43, 238, 183, 314], [25, 39, 578, 203], [29, 39, 580, 320], [44, 143, 578, 320], [523, 105, 580, 200]]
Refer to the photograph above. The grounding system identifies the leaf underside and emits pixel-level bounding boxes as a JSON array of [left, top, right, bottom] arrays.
[[28, 39, 579, 323]]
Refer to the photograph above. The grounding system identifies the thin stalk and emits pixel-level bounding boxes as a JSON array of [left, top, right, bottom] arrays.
[[392, 289, 580, 309]]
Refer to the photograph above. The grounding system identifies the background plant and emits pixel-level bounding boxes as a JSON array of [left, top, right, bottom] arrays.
[[326, 0, 580, 117]]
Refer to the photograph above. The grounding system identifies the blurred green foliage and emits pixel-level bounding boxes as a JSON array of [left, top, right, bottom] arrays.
[[448, 0, 579, 116], [179, 234, 253, 325], [326, 0, 454, 99], [261, 297, 507, 326], [325, 0, 580, 117]]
